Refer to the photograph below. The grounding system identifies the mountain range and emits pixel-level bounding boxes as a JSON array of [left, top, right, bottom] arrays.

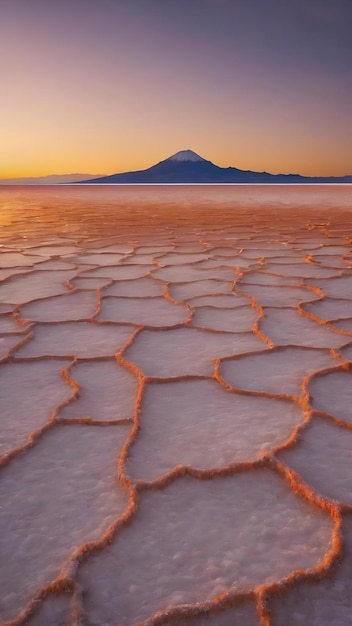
[[1, 151, 351, 185], [0, 173, 102, 185], [78, 150, 352, 184]]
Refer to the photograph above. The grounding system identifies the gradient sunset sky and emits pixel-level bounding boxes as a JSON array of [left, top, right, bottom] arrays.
[[1, 0, 351, 178]]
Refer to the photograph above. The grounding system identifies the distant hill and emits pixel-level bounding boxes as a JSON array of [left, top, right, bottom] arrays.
[[78, 150, 352, 184], [0, 173, 102, 185]]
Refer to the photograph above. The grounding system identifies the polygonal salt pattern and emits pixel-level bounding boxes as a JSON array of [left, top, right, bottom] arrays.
[[1, 186, 352, 626], [0, 359, 72, 456], [279, 418, 352, 505], [220, 347, 336, 397], [241, 284, 320, 308], [59, 360, 138, 422], [20, 291, 98, 322], [123, 327, 265, 377], [0, 270, 76, 304], [259, 308, 346, 348], [126, 379, 306, 480], [24, 594, 71, 626], [0, 424, 130, 621], [98, 296, 189, 327], [14, 321, 135, 358], [308, 369, 352, 423], [303, 298, 352, 322], [78, 469, 333, 626], [191, 305, 259, 333], [270, 516, 352, 626]]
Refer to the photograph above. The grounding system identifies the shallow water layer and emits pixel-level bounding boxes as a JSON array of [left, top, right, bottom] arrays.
[[0, 184, 351, 625]]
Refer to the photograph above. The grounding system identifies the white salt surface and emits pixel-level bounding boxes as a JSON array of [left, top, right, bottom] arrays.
[[191, 305, 259, 332], [153, 266, 236, 283], [0, 252, 48, 267], [75, 253, 126, 265], [123, 327, 265, 377], [170, 280, 233, 300], [0, 360, 71, 456], [103, 276, 165, 297], [270, 516, 352, 626], [310, 276, 352, 299], [127, 379, 305, 480], [279, 418, 352, 505], [14, 321, 135, 358], [311, 254, 349, 269], [98, 296, 189, 327], [136, 245, 175, 254], [263, 263, 340, 279], [241, 285, 320, 307], [158, 253, 211, 265], [59, 360, 138, 421], [194, 257, 245, 269], [316, 246, 349, 255], [0, 334, 28, 359], [0, 424, 130, 621], [260, 308, 345, 348], [70, 276, 113, 289], [0, 314, 27, 334], [35, 259, 76, 270], [20, 291, 98, 322], [25, 594, 70, 626], [167, 601, 258, 625], [239, 272, 302, 287], [79, 470, 333, 625], [0, 271, 76, 304], [309, 369, 352, 422], [303, 298, 352, 321], [0, 267, 33, 281], [187, 293, 249, 308], [208, 246, 242, 256], [123, 253, 159, 264], [221, 347, 335, 396], [28, 245, 79, 256], [81, 265, 155, 280], [0, 303, 14, 314], [332, 319, 352, 334], [88, 244, 134, 254], [339, 344, 352, 360]]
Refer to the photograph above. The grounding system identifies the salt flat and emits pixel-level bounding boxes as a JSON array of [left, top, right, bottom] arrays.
[[0, 184, 351, 625]]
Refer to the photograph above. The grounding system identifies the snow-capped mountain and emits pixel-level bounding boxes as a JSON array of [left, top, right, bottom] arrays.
[[168, 150, 207, 162], [78, 150, 352, 184]]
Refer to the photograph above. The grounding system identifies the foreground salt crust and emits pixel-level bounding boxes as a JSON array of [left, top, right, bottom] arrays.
[[59, 360, 138, 421], [127, 379, 305, 480], [0, 424, 130, 621], [279, 418, 352, 504], [0, 360, 71, 455], [309, 369, 352, 422], [270, 516, 352, 626], [260, 307, 346, 348], [98, 295, 189, 326], [79, 470, 333, 625], [14, 321, 135, 358], [123, 327, 265, 377], [220, 346, 336, 396], [168, 601, 259, 626]]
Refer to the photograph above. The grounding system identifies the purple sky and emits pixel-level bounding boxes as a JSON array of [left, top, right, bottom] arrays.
[[1, 0, 351, 176]]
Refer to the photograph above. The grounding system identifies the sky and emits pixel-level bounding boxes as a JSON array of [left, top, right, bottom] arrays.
[[1, 0, 351, 177]]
